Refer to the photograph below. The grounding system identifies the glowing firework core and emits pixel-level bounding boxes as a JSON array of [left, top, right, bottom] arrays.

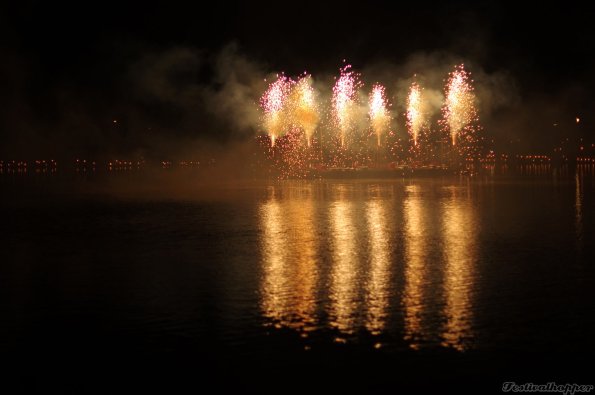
[[444, 65, 477, 145], [291, 75, 319, 147], [332, 65, 361, 146], [407, 82, 424, 146], [369, 84, 390, 147], [261, 75, 293, 146]]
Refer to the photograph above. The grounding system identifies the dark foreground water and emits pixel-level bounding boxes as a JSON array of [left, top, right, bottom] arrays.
[[1, 172, 595, 393]]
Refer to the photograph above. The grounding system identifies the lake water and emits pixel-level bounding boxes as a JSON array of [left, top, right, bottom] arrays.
[[1, 171, 594, 393]]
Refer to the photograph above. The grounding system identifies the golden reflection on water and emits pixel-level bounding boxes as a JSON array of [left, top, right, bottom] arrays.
[[575, 172, 583, 242], [260, 189, 289, 326], [365, 197, 392, 335], [259, 181, 479, 351], [260, 186, 318, 332], [287, 189, 318, 332], [441, 186, 477, 350], [402, 185, 429, 349], [329, 185, 359, 334]]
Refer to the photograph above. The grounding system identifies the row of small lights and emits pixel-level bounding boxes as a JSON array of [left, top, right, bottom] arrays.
[[7, 155, 593, 174], [0, 160, 58, 167], [479, 152, 508, 163], [516, 155, 551, 163], [0, 160, 58, 174]]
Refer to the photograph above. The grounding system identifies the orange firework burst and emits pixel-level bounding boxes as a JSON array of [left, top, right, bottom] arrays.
[[260, 74, 294, 146], [442, 64, 478, 146], [290, 74, 319, 147], [332, 65, 361, 147], [369, 84, 390, 147], [406, 81, 425, 146]]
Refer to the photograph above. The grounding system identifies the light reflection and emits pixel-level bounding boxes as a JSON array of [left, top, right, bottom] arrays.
[[365, 197, 392, 335], [260, 188, 290, 327], [403, 185, 429, 349], [441, 186, 477, 350], [286, 187, 318, 332], [329, 185, 359, 334], [260, 186, 318, 333], [259, 181, 480, 351], [575, 172, 583, 243]]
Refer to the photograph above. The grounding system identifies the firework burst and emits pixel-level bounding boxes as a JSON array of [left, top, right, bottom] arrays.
[[406, 81, 425, 146], [332, 65, 361, 147], [369, 84, 390, 147], [256, 62, 485, 177], [442, 64, 478, 146], [260, 74, 294, 147], [290, 74, 319, 147]]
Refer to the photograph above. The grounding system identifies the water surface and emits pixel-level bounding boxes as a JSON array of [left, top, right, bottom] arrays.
[[1, 174, 594, 392]]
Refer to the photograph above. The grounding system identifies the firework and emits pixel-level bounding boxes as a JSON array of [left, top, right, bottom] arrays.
[[443, 64, 477, 146], [369, 84, 390, 147], [260, 75, 293, 147], [332, 65, 361, 147], [406, 82, 425, 146], [256, 62, 485, 176], [290, 74, 319, 147]]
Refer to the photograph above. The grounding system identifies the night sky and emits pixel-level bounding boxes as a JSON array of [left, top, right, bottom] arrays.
[[1, 1, 594, 158]]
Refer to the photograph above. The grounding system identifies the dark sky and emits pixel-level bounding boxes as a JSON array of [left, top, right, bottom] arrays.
[[1, 0, 594, 156]]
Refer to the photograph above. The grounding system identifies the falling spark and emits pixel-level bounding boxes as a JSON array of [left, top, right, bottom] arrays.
[[369, 84, 390, 147], [443, 64, 477, 146], [260, 75, 293, 146], [576, 117, 580, 124], [291, 74, 319, 147], [333, 65, 361, 147], [407, 82, 425, 146]]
